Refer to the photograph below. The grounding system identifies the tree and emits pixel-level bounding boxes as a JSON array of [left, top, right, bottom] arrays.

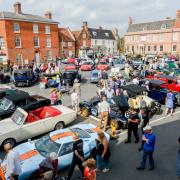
[[117, 37, 124, 54]]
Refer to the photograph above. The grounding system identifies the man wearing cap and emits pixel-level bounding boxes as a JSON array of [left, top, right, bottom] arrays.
[[98, 95, 110, 131], [137, 126, 156, 171]]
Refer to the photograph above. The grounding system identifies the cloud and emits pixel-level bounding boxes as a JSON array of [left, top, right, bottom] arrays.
[[0, 0, 179, 36]]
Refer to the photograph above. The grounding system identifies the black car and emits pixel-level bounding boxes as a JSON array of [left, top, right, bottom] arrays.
[[0, 93, 50, 120], [62, 70, 81, 86], [13, 69, 40, 87]]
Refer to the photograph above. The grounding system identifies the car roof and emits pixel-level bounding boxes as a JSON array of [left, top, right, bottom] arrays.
[[5, 92, 30, 102], [157, 74, 177, 80], [140, 78, 166, 85]]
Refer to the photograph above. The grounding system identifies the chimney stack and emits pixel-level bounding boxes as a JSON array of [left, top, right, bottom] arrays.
[[165, 17, 171, 20], [176, 10, 180, 20], [83, 21, 88, 27], [128, 16, 133, 26], [14, 2, 22, 14], [45, 12, 52, 20]]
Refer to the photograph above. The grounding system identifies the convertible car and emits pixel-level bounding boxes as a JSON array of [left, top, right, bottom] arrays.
[[0, 124, 109, 180], [80, 62, 95, 71], [0, 105, 76, 148], [0, 93, 50, 119]]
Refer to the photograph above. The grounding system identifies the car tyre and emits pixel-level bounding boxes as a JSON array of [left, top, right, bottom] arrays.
[[81, 107, 90, 117], [55, 122, 64, 130], [110, 119, 119, 130], [2, 138, 16, 148]]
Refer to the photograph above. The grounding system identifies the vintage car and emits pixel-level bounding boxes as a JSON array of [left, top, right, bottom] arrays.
[[112, 58, 125, 70], [122, 84, 162, 116], [0, 124, 109, 180], [64, 63, 78, 71], [0, 93, 50, 119], [13, 69, 39, 87], [0, 106, 76, 148], [132, 60, 143, 70], [96, 61, 110, 71], [80, 62, 95, 71], [62, 70, 81, 86], [90, 70, 100, 83], [79, 95, 129, 130], [0, 73, 11, 84]]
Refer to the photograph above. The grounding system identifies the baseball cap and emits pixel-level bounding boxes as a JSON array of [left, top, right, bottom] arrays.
[[49, 152, 58, 160], [143, 125, 152, 131]]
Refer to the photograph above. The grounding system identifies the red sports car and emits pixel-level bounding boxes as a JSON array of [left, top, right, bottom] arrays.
[[80, 62, 94, 71], [64, 64, 77, 71], [96, 62, 110, 71]]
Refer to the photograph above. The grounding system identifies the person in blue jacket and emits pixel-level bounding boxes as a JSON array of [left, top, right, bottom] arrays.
[[137, 125, 156, 171]]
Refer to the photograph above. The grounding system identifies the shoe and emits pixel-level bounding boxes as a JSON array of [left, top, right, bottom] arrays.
[[95, 168, 101, 172], [125, 140, 131, 143], [79, 176, 85, 179], [134, 140, 139, 143], [136, 166, 145, 170], [138, 148, 143, 151], [102, 168, 110, 173], [149, 166, 155, 171]]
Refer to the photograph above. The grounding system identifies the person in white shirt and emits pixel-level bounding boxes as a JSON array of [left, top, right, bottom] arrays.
[[98, 96, 110, 131], [4, 143, 22, 180], [105, 87, 114, 99], [132, 77, 139, 85], [71, 89, 78, 114]]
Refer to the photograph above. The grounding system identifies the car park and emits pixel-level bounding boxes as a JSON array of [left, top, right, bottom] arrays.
[[0, 93, 50, 119], [0, 105, 76, 148], [0, 123, 109, 180], [62, 70, 81, 86], [13, 69, 39, 87]]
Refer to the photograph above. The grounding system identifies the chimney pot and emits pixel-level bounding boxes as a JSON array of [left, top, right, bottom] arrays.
[[83, 21, 88, 27], [128, 16, 133, 26], [14, 2, 22, 14], [45, 12, 52, 20]]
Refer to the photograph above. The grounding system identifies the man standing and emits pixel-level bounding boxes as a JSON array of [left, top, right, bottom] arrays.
[[63, 134, 84, 180], [98, 95, 110, 131], [72, 79, 81, 106], [4, 143, 22, 180], [125, 108, 140, 143], [137, 126, 156, 170]]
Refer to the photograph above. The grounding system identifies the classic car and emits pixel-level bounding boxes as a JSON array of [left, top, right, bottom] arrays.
[[96, 61, 110, 71], [0, 85, 28, 99], [79, 95, 129, 130], [90, 70, 100, 83], [0, 73, 11, 84], [122, 84, 162, 116], [132, 60, 143, 70], [0, 93, 50, 119], [80, 62, 95, 71], [112, 58, 125, 70], [13, 69, 39, 87], [62, 70, 81, 86], [0, 124, 109, 180], [64, 63, 78, 71], [0, 105, 76, 148]]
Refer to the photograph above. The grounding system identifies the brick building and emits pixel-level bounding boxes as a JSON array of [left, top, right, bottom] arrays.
[[0, 2, 59, 66], [73, 22, 118, 58], [59, 27, 76, 58], [124, 10, 180, 56]]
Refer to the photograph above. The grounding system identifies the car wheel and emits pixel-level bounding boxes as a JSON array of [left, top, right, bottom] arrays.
[[81, 107, 90, 117], [2, 138, 16, 148], [55, 122, 64, 130], [110, 119, 119, 130]]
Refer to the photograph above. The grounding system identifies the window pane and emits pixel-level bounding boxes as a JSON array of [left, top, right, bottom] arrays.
[[15, 36, 21, 47], [33, 24, 38, 33], [45, 25, 50, 34], [46, 37, 51, 48], [47, 50, 52, 60], [0, 37, 5, 49], [14, 23, 20, 32], [34, 36, 39, 47]]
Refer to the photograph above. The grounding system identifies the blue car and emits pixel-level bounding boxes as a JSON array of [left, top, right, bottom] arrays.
[[0, 124, 109, 180], [90, 70, 100, 83]]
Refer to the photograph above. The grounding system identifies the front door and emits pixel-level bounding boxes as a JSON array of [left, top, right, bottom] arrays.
[[35, 52, 40, 66]]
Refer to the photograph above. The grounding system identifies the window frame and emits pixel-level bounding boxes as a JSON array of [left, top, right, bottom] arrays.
[[34, 36, 39, 48], [154, 45, 157, 52], [15, 35, 21, 48], [13, 23, 20, 33], [45, 25, 50, 34], [33, 24, 39, 34], [82, 33, 86, 39], [0, 37, 5, 49], [46, 50, 52, 60], [172, 44, 177, 52], [46, 36, 51, 48], [160, 45, 163, 52], [148, 46, 151, 52]]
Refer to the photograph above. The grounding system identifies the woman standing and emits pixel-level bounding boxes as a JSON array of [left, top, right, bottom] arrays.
[[165, 90, 174, 116], [96, 132, 111, 173], [84, 158, 96, 180], [50, 88, 58, 105]]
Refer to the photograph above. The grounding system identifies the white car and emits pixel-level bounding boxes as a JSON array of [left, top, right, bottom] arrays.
[[0, 105, 76, 148]]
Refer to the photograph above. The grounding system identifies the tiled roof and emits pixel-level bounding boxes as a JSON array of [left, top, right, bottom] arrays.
[[127, 19, 175, 32], [59, 28, 75, 41], [0, 11, 58, 24], [72, 31, 81, 39], [88, 28, 115, 40]]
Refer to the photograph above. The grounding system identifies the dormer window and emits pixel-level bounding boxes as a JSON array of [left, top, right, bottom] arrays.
[[93, 31, 97, 36], [105, 33, 109, 37], [161, 24, 167, 29], [143, 26, 147, 31]]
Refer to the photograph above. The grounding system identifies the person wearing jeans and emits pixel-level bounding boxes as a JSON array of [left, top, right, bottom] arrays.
[[137, 126, 156, 171]]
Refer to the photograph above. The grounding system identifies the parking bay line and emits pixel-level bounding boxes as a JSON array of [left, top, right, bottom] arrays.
[[90, 110, 180, 138]]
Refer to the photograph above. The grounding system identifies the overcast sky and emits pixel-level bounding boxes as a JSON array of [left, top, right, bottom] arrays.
[[0, 0, 180, 36]]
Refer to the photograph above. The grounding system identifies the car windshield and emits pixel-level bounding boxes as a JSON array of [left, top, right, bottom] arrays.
[[11, 109, 27, 125], [14, 72, 27, 76], [71, 128, 91, 138], [35, 134, 61, 157], [99, 62, 107, 65], [0, 98, 13, 111], [83, 62, 92, 65]]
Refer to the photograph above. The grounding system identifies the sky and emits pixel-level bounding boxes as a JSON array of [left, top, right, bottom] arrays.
[[0, 0, 180, 36]]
